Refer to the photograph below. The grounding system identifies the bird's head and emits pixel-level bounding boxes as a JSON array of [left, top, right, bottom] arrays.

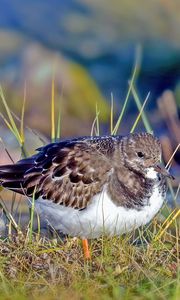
[[119, 133, 173, 179]]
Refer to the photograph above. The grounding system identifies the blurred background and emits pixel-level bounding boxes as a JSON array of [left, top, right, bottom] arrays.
[[0, 0, 179, 174]]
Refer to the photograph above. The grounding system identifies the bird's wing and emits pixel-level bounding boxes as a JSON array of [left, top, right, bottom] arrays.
[[0, 137, 115, 209]]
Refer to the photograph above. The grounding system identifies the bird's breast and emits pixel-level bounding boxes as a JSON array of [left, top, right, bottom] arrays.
[[33, 184, 165, 238]]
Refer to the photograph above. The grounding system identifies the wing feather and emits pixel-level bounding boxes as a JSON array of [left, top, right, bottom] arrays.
[[0, 137, 115, 209]]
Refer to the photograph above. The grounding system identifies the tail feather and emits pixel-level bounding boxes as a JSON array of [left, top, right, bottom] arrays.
[[0, 163, 34, 173], [0, 161, 35, 195], [2, 180, 23, 189]]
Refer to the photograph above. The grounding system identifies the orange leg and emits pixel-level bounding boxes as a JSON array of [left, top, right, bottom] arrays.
[[82, 239, 91, 259]]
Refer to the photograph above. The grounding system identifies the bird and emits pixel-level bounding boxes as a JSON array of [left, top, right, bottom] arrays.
[[0, 132, 173, 258]]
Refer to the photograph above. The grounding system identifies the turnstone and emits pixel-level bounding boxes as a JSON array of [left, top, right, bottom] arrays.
[[0, 133, 173, 256]]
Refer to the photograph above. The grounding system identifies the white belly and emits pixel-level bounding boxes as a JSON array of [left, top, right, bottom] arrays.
[[34, 186, 164, 238]]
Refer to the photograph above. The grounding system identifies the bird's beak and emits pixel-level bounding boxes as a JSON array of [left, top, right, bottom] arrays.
[[153, 164, 175, 180]]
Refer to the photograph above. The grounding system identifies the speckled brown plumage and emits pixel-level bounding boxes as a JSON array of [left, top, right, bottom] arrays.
[[0, 133, 169, 210], [0, 136, 115, 209]]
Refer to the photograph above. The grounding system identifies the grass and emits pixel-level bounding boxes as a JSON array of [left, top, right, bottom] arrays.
[[0, 55, 179, 299], [0, 228, 179, 300]]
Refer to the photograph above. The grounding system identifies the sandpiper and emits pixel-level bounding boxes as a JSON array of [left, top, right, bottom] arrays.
[[0, 133, 173, 258]]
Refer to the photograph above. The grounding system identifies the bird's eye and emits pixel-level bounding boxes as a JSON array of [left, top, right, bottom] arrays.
[[137, 151, 144, 158]]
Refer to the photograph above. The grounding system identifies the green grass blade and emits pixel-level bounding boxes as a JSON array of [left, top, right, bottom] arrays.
[[0, 86, 22, 144], [56, 109, 61, 140], [110, 92, 114, 134], [130, 92, 150, 133], [91, 111, 100, 136], [29, 186, 37, 242], [0, 112, 15, 134], [20, 82, 29, 157], [51, 74, 55, 142], [20, 81, 26, 145], [95, 103, 100, 136], [131, 85, 152, 133], [56, 99, 61, 139], [0, 112, 28, 157], [112, 46, 141, 135], [166, 143, 180, 169], [0, 197, 22, 235]]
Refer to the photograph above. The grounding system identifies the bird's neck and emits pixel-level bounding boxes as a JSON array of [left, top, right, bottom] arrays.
[[107, 164, 154, 209]]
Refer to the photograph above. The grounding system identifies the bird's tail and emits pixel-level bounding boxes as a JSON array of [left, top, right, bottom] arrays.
[[0, 158, 35, 194]]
